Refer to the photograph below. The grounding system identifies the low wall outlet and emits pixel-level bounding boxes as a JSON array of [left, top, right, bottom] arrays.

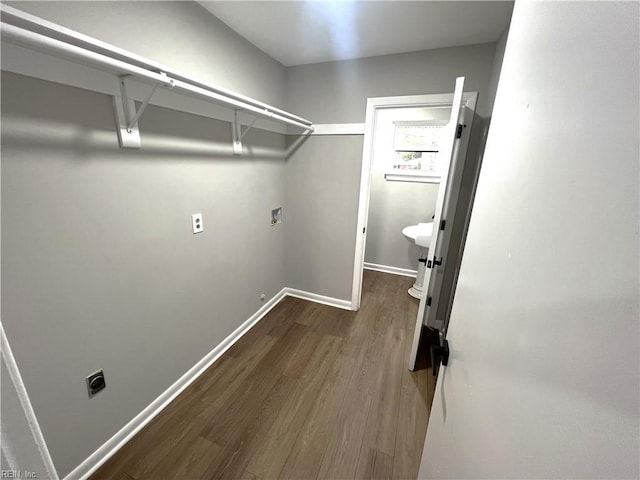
[[192, 213, 204, 234], [271, 207, 282, 225], [86, 369, 106, 397]]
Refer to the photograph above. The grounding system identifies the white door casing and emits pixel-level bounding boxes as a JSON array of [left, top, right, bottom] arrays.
[[1, 321, 59, 479], [352, 87, 477, 315]]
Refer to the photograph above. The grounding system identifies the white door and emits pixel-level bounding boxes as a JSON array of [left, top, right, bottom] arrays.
[[408, 76, 467, 370], [419, 1, 639, 478], [420, 103, 474, 334]]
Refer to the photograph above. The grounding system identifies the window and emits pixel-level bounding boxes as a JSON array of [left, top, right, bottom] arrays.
[[386, 121, 448, 183]]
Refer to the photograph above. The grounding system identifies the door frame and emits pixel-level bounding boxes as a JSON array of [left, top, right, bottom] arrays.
[[1, 321, 59, 479], [350, 91, 478, 311]]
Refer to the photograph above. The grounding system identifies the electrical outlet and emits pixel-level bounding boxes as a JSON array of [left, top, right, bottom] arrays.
[[86, 369, 106, 397], [192, 213, 203, 234], [271, 207, 282, 225]]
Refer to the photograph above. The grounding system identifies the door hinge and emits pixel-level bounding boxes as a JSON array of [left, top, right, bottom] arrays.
[[426, 296, 432, 306], [456, 123, 466, 139], [439, 219, 446, 231]]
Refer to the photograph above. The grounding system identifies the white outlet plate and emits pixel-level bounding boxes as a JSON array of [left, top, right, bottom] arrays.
[[191, 213, 204, 234]]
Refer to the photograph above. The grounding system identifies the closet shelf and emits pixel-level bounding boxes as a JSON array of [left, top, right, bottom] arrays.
[[0, 5, 314, 152]]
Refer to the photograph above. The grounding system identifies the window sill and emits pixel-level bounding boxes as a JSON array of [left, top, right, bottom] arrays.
[[384, 172, 441, 184]]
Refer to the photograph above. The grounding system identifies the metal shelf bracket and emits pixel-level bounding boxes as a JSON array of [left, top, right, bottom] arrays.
[[232, 110, 265, 156], [114, 73, 174, 149], [1, 6, 315, 152]]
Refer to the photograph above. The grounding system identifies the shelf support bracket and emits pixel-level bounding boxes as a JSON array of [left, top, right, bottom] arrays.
[[231, 110, 242, 155], [114, 76, 141, 148], [126, 82, 159, 131], [114, 74, 170, 149], [285, 127, 314, 159], [231, 110, 266, 155]]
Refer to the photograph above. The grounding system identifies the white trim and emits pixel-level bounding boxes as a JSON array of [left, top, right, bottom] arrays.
[[350, 99, 378, 310], [363, 262, 417, 278], [64, 287, 287, 480], [62, 286, 352, 479], [311, 123, 365, 135], [384, 172, 441, 184], [350, 91, 478, 312], [284, 288, 353, 311], [1, 322, 59, 480]]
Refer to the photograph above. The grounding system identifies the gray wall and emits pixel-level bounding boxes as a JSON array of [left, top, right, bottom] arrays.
[[1, 2, 289, 476], [1, 72, 286, 478], [485, 27, 510, 120], [284, 135, 363, 298], [4, 1, 287, 108], [286, 43, 498, 123], [366, 180, 437, 271], [285, 43, 498, 301]]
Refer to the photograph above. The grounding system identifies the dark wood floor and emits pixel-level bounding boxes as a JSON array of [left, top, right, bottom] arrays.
[[92, 271, 435, 480]]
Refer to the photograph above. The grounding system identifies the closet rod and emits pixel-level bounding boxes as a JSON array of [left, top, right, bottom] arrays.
[[1, 4, 311, 127], [0, 21, 314, 132]]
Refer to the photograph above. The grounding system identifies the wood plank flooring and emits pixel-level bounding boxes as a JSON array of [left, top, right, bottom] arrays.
[[91, 271, 436, 480]]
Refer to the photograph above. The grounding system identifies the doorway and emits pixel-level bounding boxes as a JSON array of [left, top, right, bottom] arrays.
[[351, 82, 478, 370], [363, 104, 451, 293]]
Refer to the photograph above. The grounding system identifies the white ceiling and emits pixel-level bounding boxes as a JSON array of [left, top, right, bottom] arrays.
[[198, 1, 514, 67]]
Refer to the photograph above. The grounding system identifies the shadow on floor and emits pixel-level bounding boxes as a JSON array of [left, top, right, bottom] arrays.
[[413, 326, 440, 372]]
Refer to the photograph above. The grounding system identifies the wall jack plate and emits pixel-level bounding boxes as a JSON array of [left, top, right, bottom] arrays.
[[86, 369, 106, 397], [271, 207, 282, 226]]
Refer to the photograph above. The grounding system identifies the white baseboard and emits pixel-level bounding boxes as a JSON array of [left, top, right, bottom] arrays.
[[64, 287, 287, 480], [364, 262, 417, 278], [63, 286, 353, 479], [284, 288, 353, 311]]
